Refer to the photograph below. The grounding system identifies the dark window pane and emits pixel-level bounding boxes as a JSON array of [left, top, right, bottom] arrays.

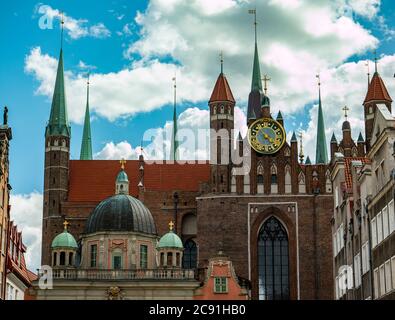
[[258, 216, 289, 300]]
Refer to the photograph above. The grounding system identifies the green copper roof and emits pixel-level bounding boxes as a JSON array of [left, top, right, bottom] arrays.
[[305, 156, 311, 165], [46, 49, 70, 137], [291, 132, 297, 142], [80, 81, 92, 160], [251, 43, 263, 92], [331, 132, 337, 143], [315, 87, 328, 164], [116, 169, 129, 183], [276, 111, 283, 120], [158, 231, 183, 249], [51, 230, 78, 249], [358, 132, 364, 142]]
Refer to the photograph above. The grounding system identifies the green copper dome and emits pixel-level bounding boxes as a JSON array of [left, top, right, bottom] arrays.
[[51, 230, 78, 249], [116, 169, 129, 183], [158, 231, 183, 249]]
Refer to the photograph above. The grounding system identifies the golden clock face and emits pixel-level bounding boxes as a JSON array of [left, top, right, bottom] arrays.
[[248, 118, 286, 154]]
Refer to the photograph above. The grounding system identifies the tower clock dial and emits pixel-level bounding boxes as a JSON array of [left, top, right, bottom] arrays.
[[248, 118, 286, 154]]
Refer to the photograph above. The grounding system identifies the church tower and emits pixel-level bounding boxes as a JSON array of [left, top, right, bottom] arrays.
[[42, 19, 71, 266], [80, 76, 92, 160], [363, 59, 392, 152], [209, 55, 235, 192], [315, 77, 328, 164]]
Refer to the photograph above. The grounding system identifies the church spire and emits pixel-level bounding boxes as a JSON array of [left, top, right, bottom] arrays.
[[46, 15, 70, 138], [80, 75, 93, 160], [247, 9, 267, 121], [170, 75, 179, 161], [315, 75, 328, 164]]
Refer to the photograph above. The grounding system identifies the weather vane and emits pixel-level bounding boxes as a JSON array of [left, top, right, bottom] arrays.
[[365, 60, 370, 85], [248, 8, 257, 43]]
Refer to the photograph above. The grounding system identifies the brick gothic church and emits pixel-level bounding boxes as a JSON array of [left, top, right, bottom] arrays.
[[40, 30, 366, 300]]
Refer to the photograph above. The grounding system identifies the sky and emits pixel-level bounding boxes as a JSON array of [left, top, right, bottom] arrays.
[[1, 0, 395, 271]]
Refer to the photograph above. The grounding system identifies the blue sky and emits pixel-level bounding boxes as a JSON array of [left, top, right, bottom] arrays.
[[2, 0, 395, 270]]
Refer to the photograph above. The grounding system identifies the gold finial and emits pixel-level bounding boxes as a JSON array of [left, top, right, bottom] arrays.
[[262, 74, 271, 95], [219, 51, 224, 74], [120, 158, 126, 170], [63, 220, 70, 231], [298, 131, 304, 163], [342, 106, 349, 120], [169, 220, 175, 231]]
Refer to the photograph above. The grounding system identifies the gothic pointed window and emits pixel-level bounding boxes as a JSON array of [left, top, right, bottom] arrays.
[[182, 239, 197, 269], [258, 216, 289, 300]]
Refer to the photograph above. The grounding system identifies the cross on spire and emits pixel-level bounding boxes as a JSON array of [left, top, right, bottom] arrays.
[[63, 220, 70, 231], [262, 74, 271, 95], [120, 158, 126, 170], [169, 220, 175, 231], [219, 51, 224, 74], [342, 106, 349, 120], [365, 60, 370, 85], [316, 73, 321, 87]]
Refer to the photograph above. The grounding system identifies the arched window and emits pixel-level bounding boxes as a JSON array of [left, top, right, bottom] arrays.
[[258, 216, 289, 300], [53, 252, 57, 266], [68, 252, 73, 266], [182, 239, 197, 269], [112, 250, 123, 270], [59, 252, 66, 266]]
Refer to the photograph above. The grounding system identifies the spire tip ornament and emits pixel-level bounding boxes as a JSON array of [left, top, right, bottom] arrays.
[[120, 158, 126, 170], [169, 220, 175, 231], [63, 220, 70, 231]]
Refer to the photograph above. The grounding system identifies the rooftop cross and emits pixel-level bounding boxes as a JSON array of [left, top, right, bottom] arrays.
[[63, 220, 70, 231], [169, 220, 175, 231], [120, 158, 126, 170], [262, 74, 271, 95], [342, 105, 349, 120], [365, 60, 370, 85]]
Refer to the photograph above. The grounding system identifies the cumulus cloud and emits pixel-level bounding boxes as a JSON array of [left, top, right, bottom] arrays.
[[27, 0, 395, 163], [10, 192, 43, 271], [36, 4, 111, 39], [95, 106, 247, 161]]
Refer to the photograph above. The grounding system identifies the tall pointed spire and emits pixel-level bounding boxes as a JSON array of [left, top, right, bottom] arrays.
[[170, 75, 179, 161], [247, 9, 267, 121], [315, 75, 328, 164], [45, 15, 70, 138], [80, 75, 93, 160]]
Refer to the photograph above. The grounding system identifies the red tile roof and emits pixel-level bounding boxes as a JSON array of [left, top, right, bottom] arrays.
[[209, 73, 235, 103], [344, 157, 370, 189], [364, 72, 392, 103], [68, 160, 210, 202]]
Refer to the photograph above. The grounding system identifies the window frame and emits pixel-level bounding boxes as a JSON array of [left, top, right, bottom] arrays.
[[214, 277, 228, 293]]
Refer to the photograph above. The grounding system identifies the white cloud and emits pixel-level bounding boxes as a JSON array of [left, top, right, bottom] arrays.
[[27, 0, 395, 164], [36, 4, 111, 39], [10, 192, 43, 271], [95, 105, 247, 161]]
